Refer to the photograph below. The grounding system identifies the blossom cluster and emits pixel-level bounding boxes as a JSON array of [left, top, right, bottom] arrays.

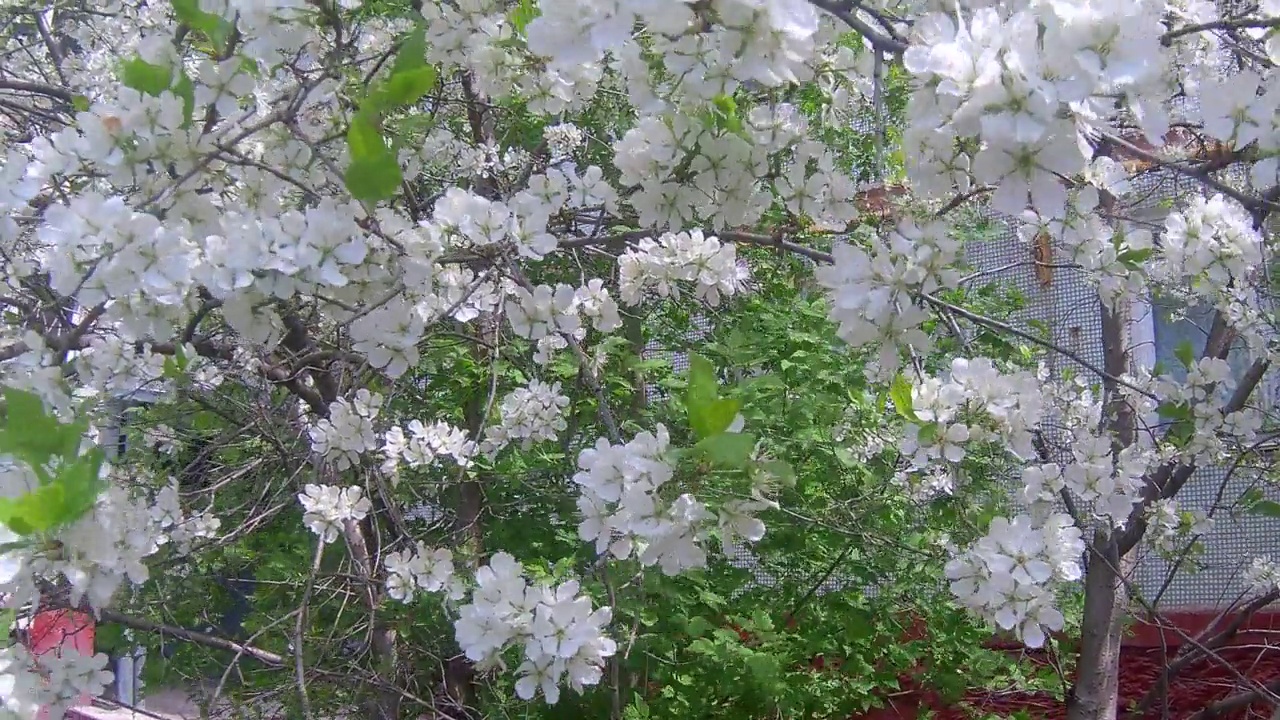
[[384, 543, 461, 602], [945, 513, 1084, 648], [816, 220, 961, 379], [381, 419, 477, 476], [481, 381, 572, 456], [455, 553, 617, 705], [1, 462, 218, 613], [506, 279, 624, 363], [902, 358, 1046, 473], [0, 644, 114, 720], [618, 230, 748, 308], [384, 548, 615, 706], [1244, 556, 1280, 595], [569, 424, 776, 575], [1160, 195, 1264, 301], [308, 390, 384, 471], [1144, 499, 1214, 556], [298, 484, 373, 544], [572, 425, 702, 574]]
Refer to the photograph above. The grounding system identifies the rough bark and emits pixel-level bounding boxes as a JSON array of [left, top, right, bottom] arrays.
[[1067, 301, 1135, 720], [1069, 534, 1128, 720]]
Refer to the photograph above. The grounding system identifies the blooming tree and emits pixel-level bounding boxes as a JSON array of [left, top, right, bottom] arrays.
[[1, 0, 1279, 719]]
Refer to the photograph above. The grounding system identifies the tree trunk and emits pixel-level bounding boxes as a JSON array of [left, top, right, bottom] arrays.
[[1068, 533, 1128, 720], [1067, 300, 1136, 720]]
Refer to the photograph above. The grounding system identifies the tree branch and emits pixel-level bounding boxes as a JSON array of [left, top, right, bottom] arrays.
[[806, 0, 908, 54], [94, 608, 286, 667], [0, 78, 74, 104]]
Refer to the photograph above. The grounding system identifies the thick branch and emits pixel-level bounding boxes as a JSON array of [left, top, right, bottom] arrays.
[[1117, 358, 1269, 554], [805, 0, 908, 54], [94, 608, 286, 667], [1162, 16, 1280, 45], [1093, 130, 1279, 214], [0, 79, 74, 104]]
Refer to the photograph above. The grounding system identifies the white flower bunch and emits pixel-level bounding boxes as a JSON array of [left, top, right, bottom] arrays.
[[381, 420, 477, 477], [1160, 194, 1263, 298], [899, 358, 1045, 478], [452, 552, 616, 705], [1244, 556, 1280, 595], [816, 220, 961, 379], [1145, 499, 1214, 555], [945, 513, 1084, 648], [0, 645, 114, 720], [571, 425, 766, 576], [298, 484, 373, 544], [618, 230, 747, 308], [308, 390, 384, 470], [482, 380, 571, 456], [384, 543, 460, 602], [543, 123, 585, 158]]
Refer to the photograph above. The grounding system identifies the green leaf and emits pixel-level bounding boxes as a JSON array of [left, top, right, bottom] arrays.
[[344, 157, 402, 202], [687, 354, 719, 406], [120, 57, 175, 96], [1156, 401, 1191, 420], [685, 355, 740, 438], [509, 0, 539, 32], [695, 432, 756, 468], [363, 27, 436, 112], [0, 388, 69, 466], [889, 374, 918, 421], [172, 72, 196, 127], [761, 459, 796, 487], [0, 455, 102, 536], [916, 422, 939, 447], [72, 95, 90, 112], [1116, 247, 1155, 269], [347, 113, 387, 158], [344, 114, 401, 202], [686, 616, 712, 638], [745, 652, 780, 682], [1249, 499, 1280, 518], [379, 65, 436, 107], [120, 55, 195, 125], [709, 94, 743, 134], [1175, 340, 1196, 369], [391, 26, 428, 75], [171, 0, 234, 50]]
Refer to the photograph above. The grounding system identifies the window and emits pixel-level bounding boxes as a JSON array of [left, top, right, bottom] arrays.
[[1128, 288, 1273, 438], [1150, 294, 1254, 387]]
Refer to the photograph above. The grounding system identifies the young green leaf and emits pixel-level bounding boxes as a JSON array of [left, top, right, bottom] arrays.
[[344, 113, 402, 202], [120, 57, 175, 96], [379, 65, 437, 108], [345, 156, 403, 202], [1249, 499, 1280, 519], [695, 432, 756, 468], [508, 0, 539, 32], [889, 374, 918, 421], [685, 355, 741, 438], [171, 0, 234, 50], [1175, 340, 1196, 370]]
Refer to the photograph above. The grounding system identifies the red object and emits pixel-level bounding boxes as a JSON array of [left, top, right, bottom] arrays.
[[851, 608, 1280, 720], [26, 609, 96, 719]]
